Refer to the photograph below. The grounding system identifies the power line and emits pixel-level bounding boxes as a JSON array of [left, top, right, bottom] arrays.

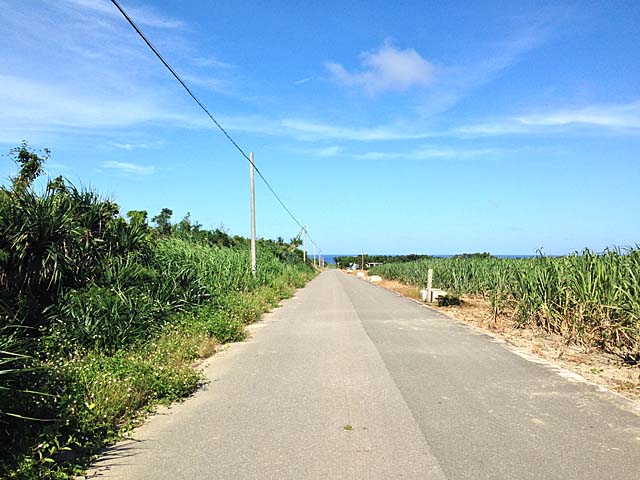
[[109, 0, 311, 235]]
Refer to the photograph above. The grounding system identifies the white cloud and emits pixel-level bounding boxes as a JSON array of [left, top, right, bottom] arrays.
[[102, 161, 155, 175], [453, 122, 528, 137], [0, 1, 231, 142], [191, 56, 234, 69], [456, 102, 640, 137], [464, 28, 549, 88], [414, 20, 554, 117], [2, 2, 634, 152], [353, 146, 500, 161], [326, 42, 435, 95], [294, 77, 311, 85], [210, 115, 436, 142], [517, 102, 640, 129], [0, 74, 186, 131], [316, 146, 341, 157], [60, 0, 185, 29], [112, 141, 163, 150], [181, 74, 232, 95], [221, 102, 640, 143], [278, 119, 434, 141]]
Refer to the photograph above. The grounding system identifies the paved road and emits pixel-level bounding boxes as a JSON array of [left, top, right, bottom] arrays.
[[93, 270, 640, 479]]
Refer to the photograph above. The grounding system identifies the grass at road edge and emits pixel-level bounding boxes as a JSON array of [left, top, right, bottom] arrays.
[[8, 278, 315, 479]]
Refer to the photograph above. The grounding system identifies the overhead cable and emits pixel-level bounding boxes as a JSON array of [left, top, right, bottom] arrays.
[[110, 0, 311, 235]]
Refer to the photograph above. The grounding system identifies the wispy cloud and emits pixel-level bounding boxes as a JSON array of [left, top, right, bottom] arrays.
[[191, 56, 234, 69], [102, 160, 156, 175], [220, 100, 640, 144], [60, 0, 185, 30], [326, 41, 435, 96], [0, 74, 185, 131], [2, 2, 633, 152], [353, 146, 501, 161], [181, 73, 231, 94], [278, 118, 434, 141], [316, 146, 341, 157], [456, 101, 640, 136], [294, 77, 311, 85], [0, 1, 227, 143], [112, 141, 163, 150], [414, 18, 555, 117], [517, 102, 640, 129], [461, 27, 550, 89], [214, 115, 436, 141]]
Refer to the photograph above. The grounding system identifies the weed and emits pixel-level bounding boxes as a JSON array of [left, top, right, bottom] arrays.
[[438, 294, 462, 307]]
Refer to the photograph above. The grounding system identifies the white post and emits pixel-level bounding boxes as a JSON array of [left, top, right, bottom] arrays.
[[249, 152, 256, 276], [427, 269, 433, 302], [303, 226, 307, 263], [313, 243, 317, 267]]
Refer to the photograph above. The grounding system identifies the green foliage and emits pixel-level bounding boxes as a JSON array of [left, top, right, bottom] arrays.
[[201, 307, 246, 343], [0, 155, 149, 329], [9, 141, 48, 192], [50, 286, 165, 353], [333, 254, 432, 268], [0, 144, 315, 478], [370, 249, 640, 362], [452, 252, 494, 259], [437, 294, 462, 307], [151, 207, 173, 236]]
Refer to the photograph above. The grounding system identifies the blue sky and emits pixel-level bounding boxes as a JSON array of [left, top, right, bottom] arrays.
[[1, 0, 639, 255]]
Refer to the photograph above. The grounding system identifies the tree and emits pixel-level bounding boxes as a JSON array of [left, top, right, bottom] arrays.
[[127, 210, 148, 225], [152, 208, 173, 235], [9, 141, 48, 192], [176, 212, 192, 235]]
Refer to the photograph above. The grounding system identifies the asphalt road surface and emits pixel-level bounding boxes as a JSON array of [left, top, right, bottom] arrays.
[[92, 270, 640, 479]]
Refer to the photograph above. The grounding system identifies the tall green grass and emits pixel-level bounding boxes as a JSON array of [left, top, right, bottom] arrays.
[[371, 249, 640, 362]]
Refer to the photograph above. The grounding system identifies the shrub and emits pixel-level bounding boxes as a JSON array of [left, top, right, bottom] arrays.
[[202, 308, 246, 344], [437, 294, 462, 307]]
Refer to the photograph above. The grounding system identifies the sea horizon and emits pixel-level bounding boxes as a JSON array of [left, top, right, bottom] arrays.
[[320, 253, 540, 264]]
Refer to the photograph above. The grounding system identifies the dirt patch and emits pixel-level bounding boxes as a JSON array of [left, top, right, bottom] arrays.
[[374, 276, 640, 401]]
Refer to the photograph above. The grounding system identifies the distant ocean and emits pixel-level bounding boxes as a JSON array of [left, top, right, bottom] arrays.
[[322, 254, 537, 264]]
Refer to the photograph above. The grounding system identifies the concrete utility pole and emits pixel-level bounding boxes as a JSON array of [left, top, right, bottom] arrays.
[[250, 152, 256, 276], [303, 226, 307, 263], [313, 244, 317, 268]]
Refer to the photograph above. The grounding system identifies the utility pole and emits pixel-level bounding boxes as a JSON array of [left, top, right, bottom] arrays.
[[303, 226, 307, 263], [313, 243, 317, 268], [361, 253, 364, 271], [250, 152, 256, 276]]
